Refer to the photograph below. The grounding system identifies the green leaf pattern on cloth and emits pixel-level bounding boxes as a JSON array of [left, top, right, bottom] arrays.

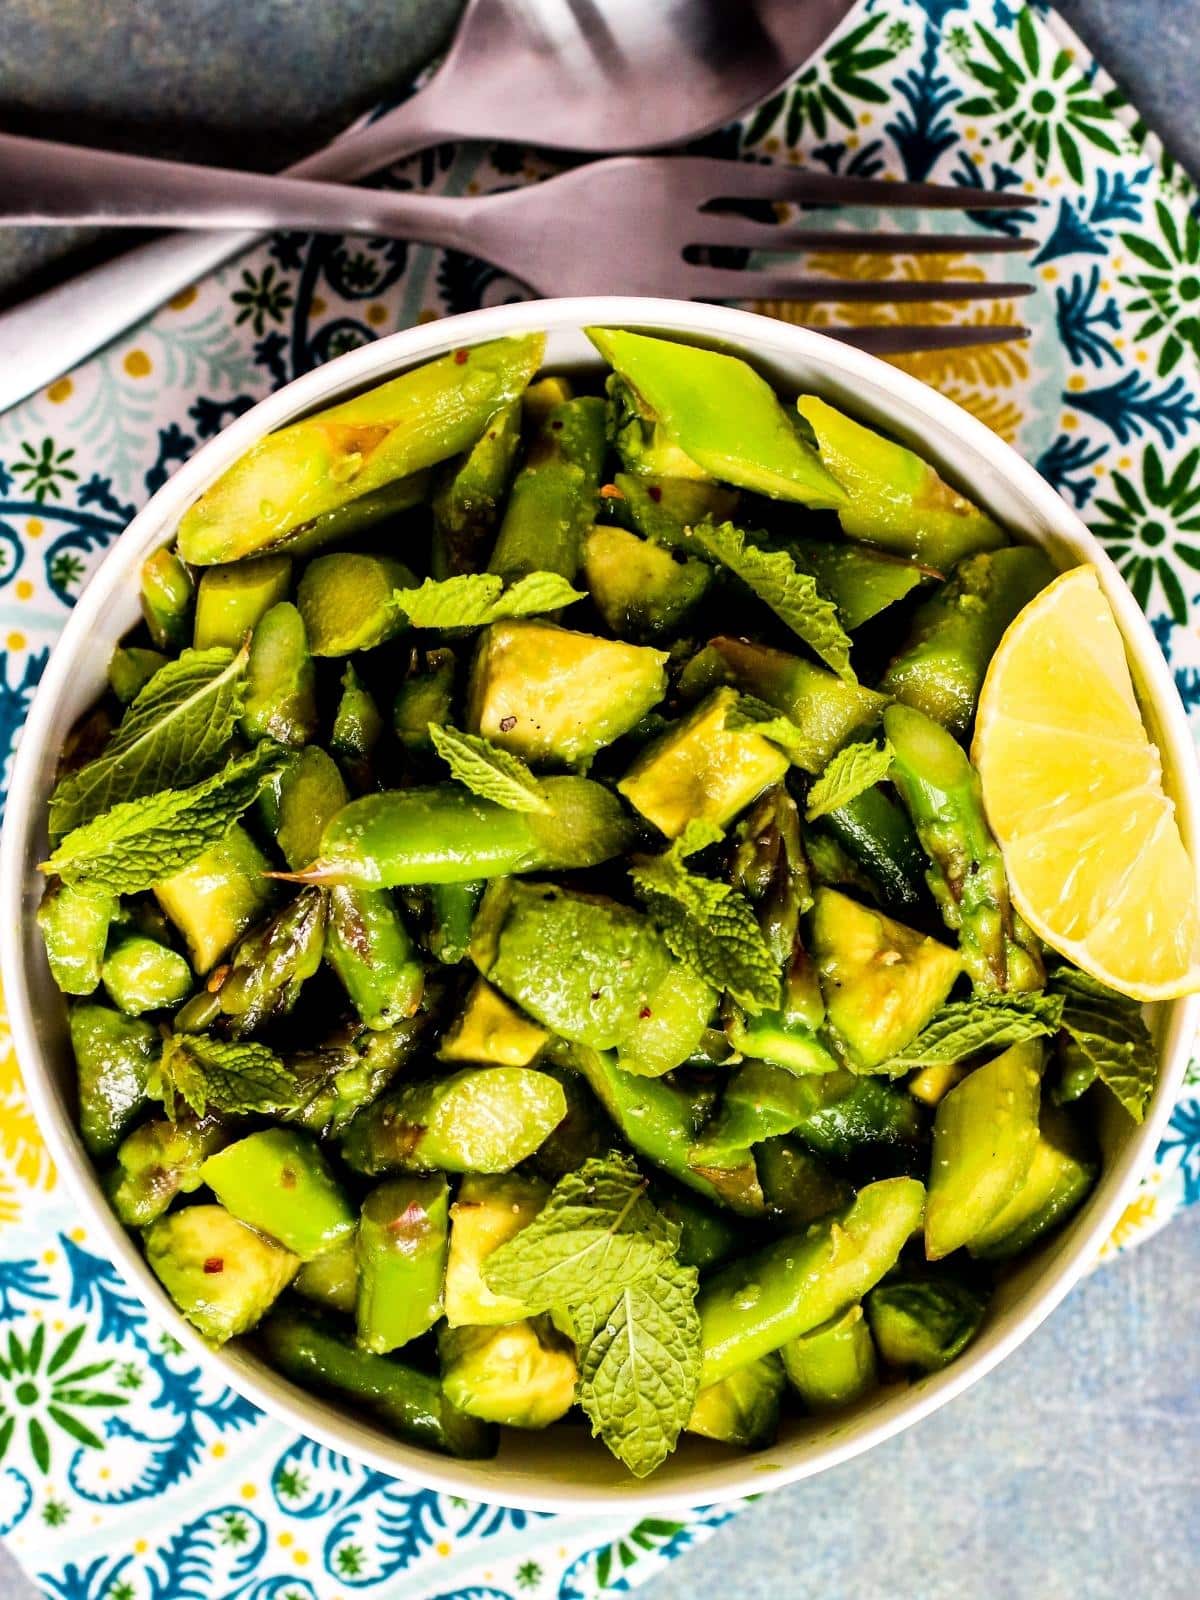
[[0, 2, 1198, 1591]]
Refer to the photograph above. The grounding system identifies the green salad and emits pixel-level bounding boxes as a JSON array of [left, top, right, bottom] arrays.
[[36, 328, 1157, 1479]]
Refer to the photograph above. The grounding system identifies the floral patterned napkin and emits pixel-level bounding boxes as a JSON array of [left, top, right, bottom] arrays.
[[0, 1, 1197, 1594]]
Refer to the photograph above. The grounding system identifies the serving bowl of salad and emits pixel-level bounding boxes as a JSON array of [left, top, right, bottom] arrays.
[[2, 297, 1197, 1512]]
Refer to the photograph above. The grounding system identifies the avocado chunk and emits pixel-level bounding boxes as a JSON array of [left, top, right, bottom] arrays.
[[439, 1318, 578, 1429], [810, 888, 962, 1070], [102, 934, 193, 1016], [709, 637, 888, 771], [193, 555, 292, 649], [968, 1102, 1097, 1260], [293, 1232, 359, 1315], [297, 552, 416, 657], [268, 745, 351, 871], [444, 1172, 547, 1328], [780, 1303, 878, 1409], [69, 1002, 158, 1158], [925, 1040, 1042, 1260], [145, 1204, 298, 1344], [339, 1068, 568, 1176], [356, 1176, 450, 1353], [438, 979, 549, 1068], [37, 881, 115, 995], [618, 687, 788, 839], [154, 824, 276, 973], [614, 472, 739, 551], [201, 1129, 356, 1261], [467, 619, 668, 767], [106, 1114, 228, 1228], [583, 523, 711, 640], [473, 881, 715, 1076], [687, 1352, 786, 1448], [867, 1275, 987, 1372]]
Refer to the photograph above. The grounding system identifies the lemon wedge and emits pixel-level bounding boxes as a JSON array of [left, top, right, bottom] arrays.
[[972, 564, 1200, 1001]]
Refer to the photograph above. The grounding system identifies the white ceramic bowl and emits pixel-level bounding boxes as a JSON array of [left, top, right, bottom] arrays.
[[3, 298, 1197, 1514]]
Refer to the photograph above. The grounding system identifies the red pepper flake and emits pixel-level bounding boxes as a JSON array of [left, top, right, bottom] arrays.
[[639, 1006, 653, 1020], [499, 715, 517, 732], [599, 483, 625, 500], [454, 348, 469, 364], [203, 1257, 224, 1275], [590, 991, 601, 1000], [280, 1167, 297, 1189], [648, 485, 663, 503]]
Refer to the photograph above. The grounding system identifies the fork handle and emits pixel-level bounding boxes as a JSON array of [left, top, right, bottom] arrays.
[[0, 134, 479, 240], [0, 95, 449, 415]]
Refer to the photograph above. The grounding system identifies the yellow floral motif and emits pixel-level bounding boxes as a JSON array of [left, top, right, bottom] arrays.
[[1100, 1185, 1161, 1259], [755, 251, 1029, 439], [0, 984, 56, 1216]]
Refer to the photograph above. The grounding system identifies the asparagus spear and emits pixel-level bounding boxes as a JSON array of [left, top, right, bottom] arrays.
[[431, 398, 523, 578], [879, 547, 1054, 736], [886, 703, 1044, 993], [177, 334, 545, 564], [487, 395, 607, 582], [292, 778, 635, 887]]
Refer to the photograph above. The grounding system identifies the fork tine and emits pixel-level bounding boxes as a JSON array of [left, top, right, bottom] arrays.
[[690, 220, 1036, 254], [815, 324, 1032, 355], [678, 157, 1035, 210], [683, 267, 1036, 303]]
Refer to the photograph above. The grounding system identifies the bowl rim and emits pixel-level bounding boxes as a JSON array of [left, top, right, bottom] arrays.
[[3, 295, 1198, 1515]]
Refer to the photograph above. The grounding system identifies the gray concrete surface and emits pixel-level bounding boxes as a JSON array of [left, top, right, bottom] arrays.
[[1, 2, 1198, 1595]]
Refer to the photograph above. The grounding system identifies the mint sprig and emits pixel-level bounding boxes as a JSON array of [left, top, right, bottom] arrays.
[[428, 724, 551, 814], [42, 742, 285, 893], [724, 694, 824, 773], [575, 1272, 701, 1479], [483, 1154, 677, 1310], [630, 822, 781, 1013], [890, 992, 1065, 1069], [49, 645, 247, 833], [1051, 966, 1157, 1123], [483, 1153, 701, 1477], [152, 1031, 295, 1119], [394, 570, 584, 630], [694, 521, 856, 684], [805, 738, 894, 820]]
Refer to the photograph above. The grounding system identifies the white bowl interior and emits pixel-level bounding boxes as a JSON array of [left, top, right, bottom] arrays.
[[3, 298, 1197, 1513]]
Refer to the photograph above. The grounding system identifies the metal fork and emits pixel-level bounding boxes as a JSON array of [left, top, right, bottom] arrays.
[[0, 136, 1035, 354]]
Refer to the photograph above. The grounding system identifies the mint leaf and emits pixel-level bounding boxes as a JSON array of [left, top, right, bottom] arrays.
[[429, 724, 551, 814], [805, 738, 894, 820], [43, 743, 285, 893], [630, 830, 780, 1013], [152, 1031, 295, 1119], [1051, 967, 1157, 1122], [891, 992, 1065, 1068], [484, 1152, 702, 1478], [483, 1153, 678, 1311], [49, 646, 247, 832], [394, 570, 584, 629], [724, 694, 824, 773], [575, 1269, 701, 1478], [694, 521, 856, 684]]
